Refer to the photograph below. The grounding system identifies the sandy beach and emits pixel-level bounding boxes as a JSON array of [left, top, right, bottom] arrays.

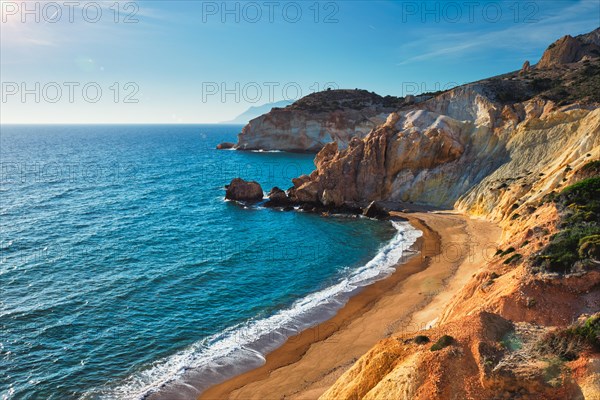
[[200, 211, 501, 400]]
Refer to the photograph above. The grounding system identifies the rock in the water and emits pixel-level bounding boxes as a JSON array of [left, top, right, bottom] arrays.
[[265, 187, 290, 207], [225, 178, 263, 202], [216, 142, 235, 150], [363, 201, 390, 219], [268, 187, 288, 201]]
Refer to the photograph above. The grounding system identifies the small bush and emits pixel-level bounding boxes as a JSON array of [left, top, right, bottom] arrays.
[[534, 177, 600, 273], [571, 315, 600, 349], [559, 177, 600, 206], [536, 315, 600, 361], [500, 247, 515, 256], [504, 254, 522, 265], [431, 335, 454, 351], [578, 235, 600, 260], [580, 160, 600, 175], [414, 335, 430, 345]]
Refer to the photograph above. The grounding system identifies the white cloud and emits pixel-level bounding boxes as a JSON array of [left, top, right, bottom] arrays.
[[396, 0, 599, 65]]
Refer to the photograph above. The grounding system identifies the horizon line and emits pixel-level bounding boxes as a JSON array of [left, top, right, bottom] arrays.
[[0, 122, 247, 126]]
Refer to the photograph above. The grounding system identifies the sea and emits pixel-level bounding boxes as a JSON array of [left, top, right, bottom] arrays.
[[0, 124, 421, 399]]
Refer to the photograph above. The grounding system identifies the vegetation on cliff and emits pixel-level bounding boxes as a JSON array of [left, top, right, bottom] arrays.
[[287, 89, 404, 112], [483, 57, 600, 105], [314, 29, 600, 400], [535, 164, 600, 273], [536, 314, 600, 361]]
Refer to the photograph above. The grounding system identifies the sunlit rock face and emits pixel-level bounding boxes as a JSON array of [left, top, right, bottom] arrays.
[[235, 90, 405, 152], [290, 81, 600, 221], [537, 28, 600, 68]]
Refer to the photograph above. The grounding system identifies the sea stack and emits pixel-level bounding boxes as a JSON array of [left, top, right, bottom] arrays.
[[225, 178, 264, 202]]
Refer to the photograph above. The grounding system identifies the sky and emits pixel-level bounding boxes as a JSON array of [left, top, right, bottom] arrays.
[[0, 0, 599, 124]]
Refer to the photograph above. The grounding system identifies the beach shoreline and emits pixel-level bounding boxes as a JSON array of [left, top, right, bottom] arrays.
[[199, 211, 500, 400]]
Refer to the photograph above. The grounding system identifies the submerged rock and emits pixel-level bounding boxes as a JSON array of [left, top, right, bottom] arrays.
[[216, 142, 235, 150], [225, 178, 263, 202]]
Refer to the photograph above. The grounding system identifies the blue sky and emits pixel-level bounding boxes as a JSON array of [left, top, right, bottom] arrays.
[[1, 0, 598, 123]]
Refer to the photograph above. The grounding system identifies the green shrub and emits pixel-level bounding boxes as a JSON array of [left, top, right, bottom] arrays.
[[559, 177, 600, 206], [537, 226, 600, 273], [414, 335, 430, 345], [500, 332, 522, 351], [570, 315, 600, 348], [534, 177, 600, 273], [431, 335, 454, 351], [581, 160, 600, 174], [504, 254, 522, 265], [536, 315, 600, 361], [578, 235, 600, 260], [500, 247, 515, 256]]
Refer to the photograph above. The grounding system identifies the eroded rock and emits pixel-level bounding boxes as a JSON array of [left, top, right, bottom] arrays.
[[225, 178, 263, 202], [363, 201, 390, 219]]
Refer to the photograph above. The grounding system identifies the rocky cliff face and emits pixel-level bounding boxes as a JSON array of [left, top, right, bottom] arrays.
[[538, 28, 600, 68], [288, 84, 504, 208], [321, 168, 600, 400], [313, 29, 600, 400], [289, 59, 600, 221], [234, 30, 599, 154], [235, 90, 407, 152], [228, 29, 600, 400]]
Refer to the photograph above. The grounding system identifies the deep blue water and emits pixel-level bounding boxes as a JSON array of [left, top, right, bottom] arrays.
[[0, 125, 419, 399]]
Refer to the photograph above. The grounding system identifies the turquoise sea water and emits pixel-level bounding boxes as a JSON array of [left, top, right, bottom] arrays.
[[0, 125, 420, 399]]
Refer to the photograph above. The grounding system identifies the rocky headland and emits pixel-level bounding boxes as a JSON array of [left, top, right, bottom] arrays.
[[227, 89, 416, 152], [217, 28, 600, 399]]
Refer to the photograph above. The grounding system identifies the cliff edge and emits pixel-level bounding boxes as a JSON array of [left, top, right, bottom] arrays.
[[234, 89, 409, 152], [231, 28, 600, 400], [314, 28, 600, 400]]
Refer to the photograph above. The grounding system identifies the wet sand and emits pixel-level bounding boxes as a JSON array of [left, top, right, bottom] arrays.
[[200, 211, 500, 400]]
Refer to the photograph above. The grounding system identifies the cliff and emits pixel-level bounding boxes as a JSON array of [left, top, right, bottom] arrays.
[[321, 166, 600, 399], [288, 59, 600, 218], [231, 29, 599, 154], [234, 90, 408, 152], [538, 28, 600, 68], [314, 29, 600, 400], [233, 28, 600, 399], [218, 28, 600, 399]]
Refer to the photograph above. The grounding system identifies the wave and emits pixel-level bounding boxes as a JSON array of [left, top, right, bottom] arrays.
[[249, 149, 282, 153], [86, 221, 422, 400]]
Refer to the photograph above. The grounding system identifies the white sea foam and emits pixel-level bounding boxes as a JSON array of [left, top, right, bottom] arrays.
[[89, 221, 422, 400]]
